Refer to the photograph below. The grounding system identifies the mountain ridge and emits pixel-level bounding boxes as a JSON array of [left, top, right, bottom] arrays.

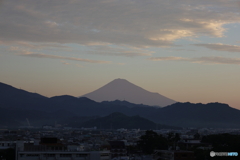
[[1, 81, 240, 128]]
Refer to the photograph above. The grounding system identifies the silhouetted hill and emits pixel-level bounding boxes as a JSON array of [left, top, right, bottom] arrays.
[[48, 96, 98, 112], [0, 82, 49, 110], [100, 100, 153, 108], [0, 82, 46, 99], [0, 107, 79, 127], [50, 96, 95, 103], [80, 112, 179, 130], [81, 78, 176, 107], [150, 102, 240, 128]]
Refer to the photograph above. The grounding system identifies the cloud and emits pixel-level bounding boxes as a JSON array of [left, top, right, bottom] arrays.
[[192, 57, 240, 65], [150, 56, 186, 61], [75, 64, 84, 68], [60, 61, 70, 65], [20, 53, 111, 64], [6, 41, 152, 58], [87, 45, 153, 57], [0, 0, 240, 48], [15, 42, 70, 49], [171, 48, 196, 52], [117, 63, 125, 65], [149, 56, 240, 65], [193, 43, 240, 52]]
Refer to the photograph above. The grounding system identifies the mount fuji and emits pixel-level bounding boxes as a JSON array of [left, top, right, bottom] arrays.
[[81, 79, 176, 107]]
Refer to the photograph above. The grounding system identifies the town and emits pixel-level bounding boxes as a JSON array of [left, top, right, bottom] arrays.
[[1, 126, 240, 160]]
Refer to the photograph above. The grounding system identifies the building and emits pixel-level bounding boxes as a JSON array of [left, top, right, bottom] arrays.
[[153, 150, 195, 160], [108, 141, 127, 158], [17, 151, 111, 160], [16, 137, 111, 160], [0, 141, 16, 149]]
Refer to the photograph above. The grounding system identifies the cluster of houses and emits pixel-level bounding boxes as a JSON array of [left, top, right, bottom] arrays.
[[0, 127, 240, 160]]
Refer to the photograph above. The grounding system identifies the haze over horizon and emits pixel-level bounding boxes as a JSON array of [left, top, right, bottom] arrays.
[[0, 0, 240, 109]]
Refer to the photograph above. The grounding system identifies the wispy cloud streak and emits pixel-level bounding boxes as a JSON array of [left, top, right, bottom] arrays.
[[87, 45, 153, 57], [193, 43, 240, 52], [149, 56, 240, 65], [21, 53, 111, 64]]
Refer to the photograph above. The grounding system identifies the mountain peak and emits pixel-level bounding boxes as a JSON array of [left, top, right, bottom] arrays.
[[81, 79, 176, 107], [108, 78, 133, 84], [112, 78, 128, 81]]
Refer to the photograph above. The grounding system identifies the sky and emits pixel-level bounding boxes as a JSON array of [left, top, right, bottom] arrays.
[[0, 0, 240, 109]]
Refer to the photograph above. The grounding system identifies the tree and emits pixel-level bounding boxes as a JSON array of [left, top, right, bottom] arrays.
[[202, 133, 240, 152], [199, 134, 240, 160], [0, 148, 15, 160], [137, 130, 168, 154], [167, 132, 180, 150]]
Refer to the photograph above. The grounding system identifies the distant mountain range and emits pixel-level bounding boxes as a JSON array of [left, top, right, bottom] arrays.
[[81, 78, 176, 107], [0, 81, 240, 128]]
